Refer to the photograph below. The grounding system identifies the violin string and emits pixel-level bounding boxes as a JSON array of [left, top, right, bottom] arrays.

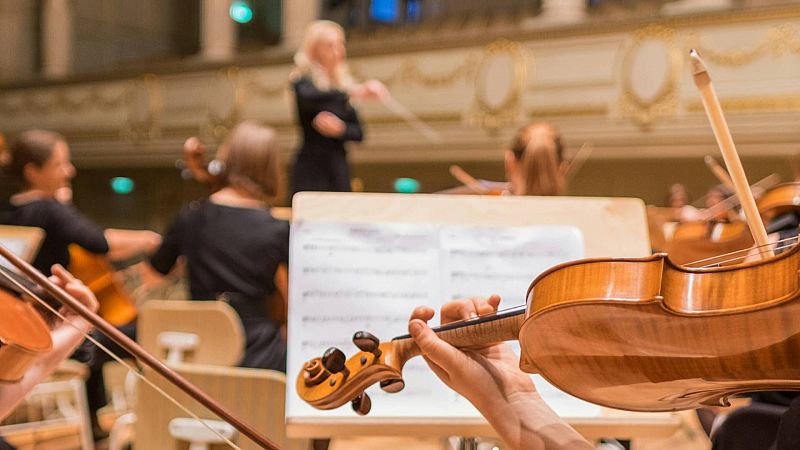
[[0, 269, 244, 450], [687, 235, 799, 268], [683, 234, 797, 267]]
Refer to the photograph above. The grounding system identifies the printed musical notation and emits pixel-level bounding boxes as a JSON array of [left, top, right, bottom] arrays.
[[287, 221, 592, 419]]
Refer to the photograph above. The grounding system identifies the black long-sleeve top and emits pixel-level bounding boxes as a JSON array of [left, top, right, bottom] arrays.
[[293, 76, 363, 155], [0, 198, 109, 275]]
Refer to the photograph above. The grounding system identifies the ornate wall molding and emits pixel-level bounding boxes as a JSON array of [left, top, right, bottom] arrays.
[[688, 24, 800, 67], [465, 40, 528, 131], [121, 74, 162, 144], [618, 24, 682, 129]]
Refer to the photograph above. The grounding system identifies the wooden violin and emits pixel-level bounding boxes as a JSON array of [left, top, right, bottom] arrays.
[[0, 268, 54, 382], [757, 182, 800, 225], [0, 246, 282, 449], [297, 241, 800, 414]]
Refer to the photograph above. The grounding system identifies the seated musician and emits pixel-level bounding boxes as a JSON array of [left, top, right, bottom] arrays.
[[505, 122, 566, 197], [0, 266, 98, 449], [147, 121, 289, 372], [0, 129, 160, 438]]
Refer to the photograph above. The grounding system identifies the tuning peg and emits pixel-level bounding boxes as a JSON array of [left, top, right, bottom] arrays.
[[380, 379, 405, 394], [322, 347, 349, 377], [353, 331, 381, 357], [351, 392, 372, 415]]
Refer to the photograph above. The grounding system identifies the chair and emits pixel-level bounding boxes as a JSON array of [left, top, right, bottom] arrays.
[[106, 300, 247, 450], [0, 362, 94, 450], [134, 363, 308, 450], [137, 300, 246, 366]]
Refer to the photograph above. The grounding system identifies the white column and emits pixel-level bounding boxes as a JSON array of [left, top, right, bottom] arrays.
[[0, 0, 37, 81], [538, 0, 586, 24], [281, 0, 320, 51], [201, 0, 237, 61], [661, 0, 732, 15], [41, 0, 72, 78]]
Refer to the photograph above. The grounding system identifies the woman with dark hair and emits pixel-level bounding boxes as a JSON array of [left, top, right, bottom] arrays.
[[0, 130, 160, 274], [0, 129, 159, 439], [148, 121, 290, 372]]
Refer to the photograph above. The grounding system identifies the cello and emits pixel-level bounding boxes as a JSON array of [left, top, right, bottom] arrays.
[[296, 51, 800, 415]]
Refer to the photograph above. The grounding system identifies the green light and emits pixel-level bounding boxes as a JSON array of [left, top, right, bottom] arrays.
[[393, 178, 420, 194], [110, 177, 134, 195], [229, 1, 254, 23]]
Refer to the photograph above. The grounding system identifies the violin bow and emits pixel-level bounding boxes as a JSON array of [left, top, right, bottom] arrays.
[[704, 155, 736, 193], [448, 165, 490, 194], [696, 173, 781, 222], [0, 245, 281, 450], [563, 141, 594, 183], [690, 50, 774, 258]]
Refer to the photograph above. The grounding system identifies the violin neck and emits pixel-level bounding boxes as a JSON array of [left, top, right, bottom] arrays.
[[391, 309, 525, 365]]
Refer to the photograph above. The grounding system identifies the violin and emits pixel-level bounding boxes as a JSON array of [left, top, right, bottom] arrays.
[[0, 270, 53, 382], [297, 242, 800, 413], [0, 246, 282, 449], [757, 182, 800, 225]]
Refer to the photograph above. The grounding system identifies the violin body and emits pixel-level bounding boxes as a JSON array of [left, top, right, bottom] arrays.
[[0, 288, 52, 382], [520, 245, 800, 412], [68, 245, 137, 326], [758, 182, 800, 224]]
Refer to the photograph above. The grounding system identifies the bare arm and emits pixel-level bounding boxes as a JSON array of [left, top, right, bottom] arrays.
[[0, 265, 98, 420], [105, 228, 161, 262], [409, 297, 592, 450]]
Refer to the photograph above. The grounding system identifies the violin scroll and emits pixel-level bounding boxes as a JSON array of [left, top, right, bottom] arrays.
[[296, 330, 406, 414]]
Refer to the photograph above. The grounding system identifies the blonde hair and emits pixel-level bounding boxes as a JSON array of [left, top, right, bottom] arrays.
[[291, 20, 353, 91], [510, 123, 566, 196], [218, 121, 284, 203]]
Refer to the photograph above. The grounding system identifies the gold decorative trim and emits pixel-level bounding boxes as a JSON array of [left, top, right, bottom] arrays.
[[529, 104, 609, 118], [618, 24, 681, 129], [203, 67, 246, 141], [466, 40, 528, 131], [122, 74, 162, 144], [0, 85, 128, 116], [688, 24, 800, 67], [687, 95, 800, 112], [350, 54, 479, 88]]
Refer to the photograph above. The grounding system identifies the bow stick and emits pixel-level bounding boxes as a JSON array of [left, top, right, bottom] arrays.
[[690, 49, 774, 258]]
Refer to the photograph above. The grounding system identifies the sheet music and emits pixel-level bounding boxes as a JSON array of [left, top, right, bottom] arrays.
[[287, 221, 600, 419]]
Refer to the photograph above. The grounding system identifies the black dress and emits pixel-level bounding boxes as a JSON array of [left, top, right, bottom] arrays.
[[291, 76, 364, 196], [149, 200, 290, 372], [0, 198, 109, 276]]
